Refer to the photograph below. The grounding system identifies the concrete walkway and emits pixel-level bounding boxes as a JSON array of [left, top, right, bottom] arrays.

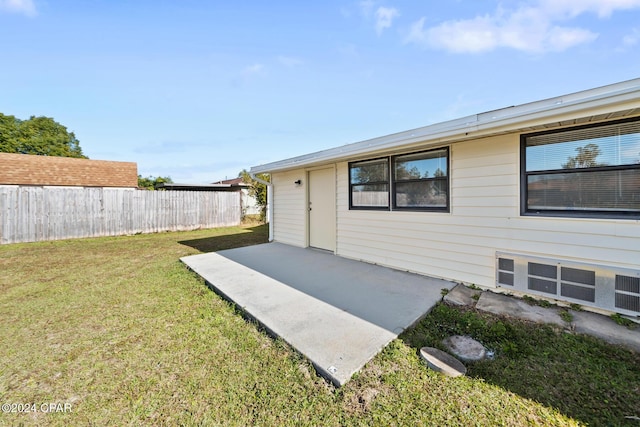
[[181, 242, 456, 386], [445, 285, 640, 352]]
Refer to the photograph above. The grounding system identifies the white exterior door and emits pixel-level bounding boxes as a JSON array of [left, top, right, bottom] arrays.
[[308, 167, 336, 251]]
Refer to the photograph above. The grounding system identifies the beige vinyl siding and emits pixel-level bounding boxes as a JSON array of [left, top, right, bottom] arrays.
[[272, 171, 307, 247], [336, 133, 640, 288]]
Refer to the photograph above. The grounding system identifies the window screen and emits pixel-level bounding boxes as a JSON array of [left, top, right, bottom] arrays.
[[393, 148, 449, 210], [349, 158, 389, 208], [522, 118, 640, 217]]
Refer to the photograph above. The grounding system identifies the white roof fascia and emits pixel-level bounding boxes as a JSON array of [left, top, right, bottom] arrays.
[[161, 183, 233, 189], [250, 78, 640, 174]]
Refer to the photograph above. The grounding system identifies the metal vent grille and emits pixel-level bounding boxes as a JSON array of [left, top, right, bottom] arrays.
[[529, 262, 556, 278], [496, 252, 640, 316], [615, 275, 640, 312], [616, 275, 640, 293], [562, 267, 596, 285], [497, 258, 514, 286], [528, 262, 558, 294], [528, 276, 557, 294], [561, 267, 596, 303]]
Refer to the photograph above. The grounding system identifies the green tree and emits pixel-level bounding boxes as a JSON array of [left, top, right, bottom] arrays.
[[0, 114, 19, 153], [395, 164, 422, 180], [353, 161, 387, 183], [0, 113, 86, 158], [239, 169, 270, 221], [138, 175, 173, 190], [562, 143, 606, 169]]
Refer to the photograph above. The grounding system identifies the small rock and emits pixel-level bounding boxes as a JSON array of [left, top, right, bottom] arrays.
[[442, 335, 486, 362]]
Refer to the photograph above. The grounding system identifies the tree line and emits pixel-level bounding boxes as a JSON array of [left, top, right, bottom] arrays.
[[0, 113, 173, 189], [0, 113, 86, 158], [0, 113, 267, 217]]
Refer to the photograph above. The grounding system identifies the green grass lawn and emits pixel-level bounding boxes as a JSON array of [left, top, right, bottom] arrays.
[[1, 224, 638, 426]]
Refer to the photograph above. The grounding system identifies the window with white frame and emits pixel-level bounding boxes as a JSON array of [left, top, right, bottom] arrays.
[[349, 147, 449, 211], [522, 117, 640, 218]]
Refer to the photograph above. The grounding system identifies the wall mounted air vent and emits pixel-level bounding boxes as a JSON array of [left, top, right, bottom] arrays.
[[496, 252, 640, 316]]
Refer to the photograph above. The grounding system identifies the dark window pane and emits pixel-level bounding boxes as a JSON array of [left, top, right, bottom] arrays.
[[526, 120, 640, 171], [395, 149, 448, 180], [351, 184, 389, 207], [350, 159, 388, 184], [395, 179, 447, 208], [527, 169, 640, 212]]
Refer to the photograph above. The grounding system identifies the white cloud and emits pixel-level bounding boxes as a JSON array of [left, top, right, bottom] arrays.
[[539, 0, 640, 18], [407, 16, 498, 53], [359, 0, 375, 18], [404, 0, 640, 53], [0, 0, 37, 17], [242, 63, 264, 76], [277, 56, 303, 67], [622, 141, 640, 163], [375, 6, 399, 35], [622, 28, 640, 47]]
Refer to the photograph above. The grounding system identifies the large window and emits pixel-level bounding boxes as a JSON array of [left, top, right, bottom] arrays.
[[349, 147, 449, 211], [349, 158, 389, 208], [393, 148, 448, 210], [522, 117, 640, 218]]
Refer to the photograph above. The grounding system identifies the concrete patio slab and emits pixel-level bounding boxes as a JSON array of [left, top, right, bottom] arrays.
[[181, 242, 456, 386]]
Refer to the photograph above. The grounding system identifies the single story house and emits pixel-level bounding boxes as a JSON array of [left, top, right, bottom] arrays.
[[250, 78, 640, 317]]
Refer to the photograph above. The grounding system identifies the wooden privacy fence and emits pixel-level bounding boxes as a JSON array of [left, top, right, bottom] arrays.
[[352, 191, 389, 207], [0, 186, 242, 244]]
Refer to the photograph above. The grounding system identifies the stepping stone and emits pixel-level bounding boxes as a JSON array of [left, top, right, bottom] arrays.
[[419, 347, 467, 377], [476, 292, 565, 326], [442, 335, 486, 362], [443, 284, 481, 306]]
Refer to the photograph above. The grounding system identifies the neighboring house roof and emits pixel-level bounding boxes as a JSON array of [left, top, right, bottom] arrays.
[[250, 78, 640, 174], [0, 153, 138, 187], [212, 177, 248, 186]]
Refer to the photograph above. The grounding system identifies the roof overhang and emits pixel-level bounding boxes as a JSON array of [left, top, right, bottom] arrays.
[[250, 78, 640, 174]]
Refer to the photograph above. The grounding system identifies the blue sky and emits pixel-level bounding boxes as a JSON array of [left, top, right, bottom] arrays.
[[1, 0, 639, 183]]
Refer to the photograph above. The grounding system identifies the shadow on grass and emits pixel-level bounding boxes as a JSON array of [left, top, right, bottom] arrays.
[[178, 223, 269, 253], [400, 303, 640, 427]]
